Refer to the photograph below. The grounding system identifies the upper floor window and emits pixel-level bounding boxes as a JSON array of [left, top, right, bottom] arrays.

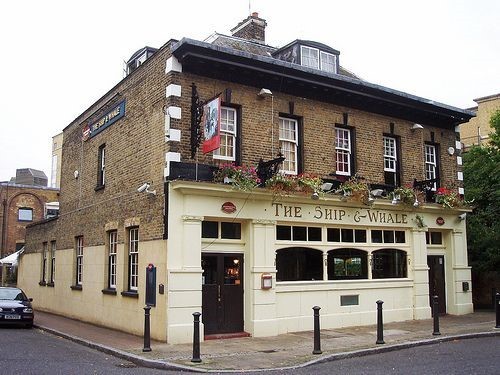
[[301, 46, 319, 69], [301, 46, 337, 73], [384, 136, 399, 186], [97, 144, 106, 188], [335, 127, 352, 176], [320, 51, 337, 73], [214, 107, 236, 161], [18, 208, 33, 222], [425, 144, 438, 190], [279, 117, 298, 174]]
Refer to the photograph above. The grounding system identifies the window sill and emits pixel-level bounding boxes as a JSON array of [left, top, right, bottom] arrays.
[[46, 282, 55, 287], [121, 291, 139, 298], [102, 288, 117, 295], [70, 285, 82, 291], [94, 185, 105, 192], [39, 281, 46, 286]]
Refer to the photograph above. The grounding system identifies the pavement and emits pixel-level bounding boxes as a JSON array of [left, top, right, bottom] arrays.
[[34, 310, 500, 373]]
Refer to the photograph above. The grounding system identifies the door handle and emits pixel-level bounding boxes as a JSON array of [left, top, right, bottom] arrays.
[[217, 285, 221, 302]]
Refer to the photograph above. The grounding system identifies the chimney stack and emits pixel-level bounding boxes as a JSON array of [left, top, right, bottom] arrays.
[[230, 12, 267, 44]]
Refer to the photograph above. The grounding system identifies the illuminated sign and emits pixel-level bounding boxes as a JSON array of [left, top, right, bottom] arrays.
[[82, 100, 126, 141]]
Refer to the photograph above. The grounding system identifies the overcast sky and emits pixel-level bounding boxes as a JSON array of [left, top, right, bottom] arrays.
[[1, 0, 499, 183]]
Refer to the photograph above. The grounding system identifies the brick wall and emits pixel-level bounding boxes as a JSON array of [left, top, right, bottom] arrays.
[[26, 43, 175, 252], [170, 72, 461, 190], [25, 39, 462, 253], [0, 185, 59, 256]]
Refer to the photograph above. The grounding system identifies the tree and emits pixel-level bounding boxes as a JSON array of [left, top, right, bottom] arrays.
[[463, 110, 500, 274]]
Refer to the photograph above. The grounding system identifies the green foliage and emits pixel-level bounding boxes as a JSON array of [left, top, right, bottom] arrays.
[[463, 109, 500, 274]]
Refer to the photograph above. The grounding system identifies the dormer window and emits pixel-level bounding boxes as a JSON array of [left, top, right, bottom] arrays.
[[300, 46, 337, 73], [301, 46, 319, 69]]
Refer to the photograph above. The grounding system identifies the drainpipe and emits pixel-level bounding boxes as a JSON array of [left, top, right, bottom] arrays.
[[1, 196, 7, 259]]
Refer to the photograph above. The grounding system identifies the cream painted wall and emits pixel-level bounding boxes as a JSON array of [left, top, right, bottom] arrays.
[[18, 239, 168, 341]]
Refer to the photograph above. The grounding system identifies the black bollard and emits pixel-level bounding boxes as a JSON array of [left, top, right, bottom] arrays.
[[143, 305, 152, 352], [495, 293, 500, 329], [432, 295, 441, 336], [376, 300, 385, 344], [312, 306, 322, 354], [493, 288, 497, 311], [191, 312, 202, 363]]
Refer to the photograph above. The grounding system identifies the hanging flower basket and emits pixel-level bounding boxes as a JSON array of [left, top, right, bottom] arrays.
[[213, 163, 260, 191]]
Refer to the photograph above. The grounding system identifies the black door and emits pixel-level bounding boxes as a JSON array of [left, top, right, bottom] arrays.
[[202, 254, 244, 335], [428, 255, 446, 315]]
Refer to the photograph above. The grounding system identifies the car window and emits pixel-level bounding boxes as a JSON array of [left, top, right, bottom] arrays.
[[0, 288, 26, 300]]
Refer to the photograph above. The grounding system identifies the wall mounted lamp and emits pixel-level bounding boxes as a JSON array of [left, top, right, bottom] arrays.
[[411, 123, 424, 131], [258, 88, 273, 97], [311, 192, 320, 200]]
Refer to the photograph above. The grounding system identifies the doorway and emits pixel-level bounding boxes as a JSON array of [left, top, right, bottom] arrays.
[[202, 253, 244, 335], [427, 255, 446, 315]]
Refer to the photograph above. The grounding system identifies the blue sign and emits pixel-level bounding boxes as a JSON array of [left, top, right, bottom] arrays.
[[83, 100, 126, 141]]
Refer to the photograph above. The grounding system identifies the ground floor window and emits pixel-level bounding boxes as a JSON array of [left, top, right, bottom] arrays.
[[327, 249, 368, 280], [372, 249, 407, 278], [276, 247, 323, 281]]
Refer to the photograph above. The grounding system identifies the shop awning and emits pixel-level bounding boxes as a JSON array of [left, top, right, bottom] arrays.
[[0, 248, 24, 266]]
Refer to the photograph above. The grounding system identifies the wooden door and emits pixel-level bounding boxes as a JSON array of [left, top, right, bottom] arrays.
[[202, 254, 244, 335], [428, 255, 446, 315]]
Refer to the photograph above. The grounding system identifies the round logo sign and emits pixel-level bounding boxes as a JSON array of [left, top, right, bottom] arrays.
[[221, 202, 236, 214], [436, 217, 445, 226]]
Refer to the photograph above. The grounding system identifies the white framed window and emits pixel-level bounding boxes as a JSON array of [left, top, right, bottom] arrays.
[[425, 144, 437, 189], [75, 237, 83, 285], [108, 231, 117, 289], [320, 51, 337, 73], [128, 227, 139, 291], [98, 144, 106, 187], [279, 117, 298, 174], [383, 137, 397, 172], [301, 46, 319, 69], [41, 242, 48, 283], [213, 107, 236, 161], [335, 127, 351, 176], [50, 241, 56, 284], [18, 208, 33, 222]]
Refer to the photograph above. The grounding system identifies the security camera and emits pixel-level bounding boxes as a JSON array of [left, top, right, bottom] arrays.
[[137, 183, 150, 193], [458, 213, 467, 221]]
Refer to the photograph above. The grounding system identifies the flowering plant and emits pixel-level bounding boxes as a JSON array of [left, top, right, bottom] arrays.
[[295, 173, 324, 194], [337, 176, 370, 203], [391, 186, 417, 205], [265, 173, 324, 197], [213, 163, 260, 191], [435, 187, 462, 208]]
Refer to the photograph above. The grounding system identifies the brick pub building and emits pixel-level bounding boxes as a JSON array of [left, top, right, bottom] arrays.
[[19, 13, 474, 343]]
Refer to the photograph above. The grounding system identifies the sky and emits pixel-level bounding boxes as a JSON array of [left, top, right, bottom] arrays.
[[1, 0, 499, 183]]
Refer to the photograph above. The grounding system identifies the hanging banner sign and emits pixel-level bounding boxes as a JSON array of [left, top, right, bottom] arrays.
[[82, 100, 126, 141], [202, 96, 221, 154]]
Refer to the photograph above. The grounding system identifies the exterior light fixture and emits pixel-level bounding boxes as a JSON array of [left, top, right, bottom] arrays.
[[458, 213, 467, 221], [411, 123, 424, 131], [311, 192, 319, 200], [413, 197, 419, 207], [391, 196, 399, 205], [258, 88, 273, 97]]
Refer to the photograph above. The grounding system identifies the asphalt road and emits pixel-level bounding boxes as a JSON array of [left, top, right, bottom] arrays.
[[0, 326, 498, 375], [0, 326, 172, 375], [265, 335, 500, 375]]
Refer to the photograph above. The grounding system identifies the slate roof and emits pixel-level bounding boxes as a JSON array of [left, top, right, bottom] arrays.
[[205, 33, 360, 79]]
